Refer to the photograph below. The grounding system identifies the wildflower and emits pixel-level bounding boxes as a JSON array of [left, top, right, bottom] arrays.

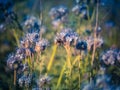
[[15, 48, 26, 60], [0, 24, 6, 32], [23, 15, 41, 33], [17, 63, 29, 74], [117, 51, 120, 63], [86, 36, 104, 51], [54, 28, 79, 46], [7, 54, 17, 70], [18, 74, 33, 87], [49, 5, 68, 28], [76, 40, 87, 51], [38, 75, 51, 88], [82, 74, 111, 90], [52, 19, 62, 29], [49, 7, 60, 20], [49, 5, 68, 20], [20, 32, 40, 48], [35, 39, 49, 52], [72, 4, 88, 20], [100, 49, 117, 66]]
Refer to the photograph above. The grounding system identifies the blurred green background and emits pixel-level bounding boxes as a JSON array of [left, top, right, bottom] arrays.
[[0, 0, 120, 89]]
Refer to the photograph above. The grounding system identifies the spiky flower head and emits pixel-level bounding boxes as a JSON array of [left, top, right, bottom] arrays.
[[38, 75, 51, 88], [86, 36, 104, 51], [23, 15, 41, 33], [117, 51, 120, 63], [100, 49, 117, 66], [54, 28, 79, 46], [72, 4, 88, 20], [20, 32, 40, 48], [76, 40, 87, 51], [18, 74, 33, 87], [35, 39, 49, 53], [49, 5, 68, 20]]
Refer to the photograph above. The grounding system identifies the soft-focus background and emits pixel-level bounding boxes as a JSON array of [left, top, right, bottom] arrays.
[[0, 0, 120, 90]]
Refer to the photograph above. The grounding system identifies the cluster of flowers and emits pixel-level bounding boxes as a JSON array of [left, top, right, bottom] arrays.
[[23, 16, 42, 33], [54, 27, 104, 53], [54, 28, 78, 46], [82, 74, 120, 90], [32, 76, 51, 90], [18, 74, 33, 87], [49, 5, 68, 29], [85, 36, 104, 51], [7, 16, 49, 87], [72, 0, 88, 20], [54, 27, 88, 53], [100, 49, 120, 66]]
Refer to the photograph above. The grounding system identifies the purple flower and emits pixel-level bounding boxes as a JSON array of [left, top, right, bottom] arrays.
[[23, 16, 41, 33], [38, 75, 51, 87], [54, 28, 79, 46], [100, 49, 117, 66], [76, 40, 87, 51], [35, 39, 49, 52], [18, 74, 33, 87], [117, 51, 120, 63], [86, 36, 104, 51]]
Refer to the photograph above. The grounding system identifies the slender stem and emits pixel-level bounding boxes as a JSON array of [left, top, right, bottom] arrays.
[[46, 45, 57, 75], [91, 1, 99, 80], [13, 70, 16, 86], [91, 1, 99, 67], [56, 62, 67, 89], [64, 45, 72, 89]]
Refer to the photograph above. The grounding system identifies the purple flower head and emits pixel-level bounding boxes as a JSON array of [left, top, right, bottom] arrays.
[[15, 48, 26, 60], [100, 49, 117, 66], [76, 40, 87, 51], [117, 51, 120, 63], [38, 75, 51, 87], [20, 32, 40, 48], [49, 5, 68, 20], [86, 36, 104, 51], [35, 39, 49, 52], [23, 15, 41, 33], [7, 53, 21, 70], [72, 4, 88, 20], [18, 74, 33, 87], [55, 28, 79, 46]]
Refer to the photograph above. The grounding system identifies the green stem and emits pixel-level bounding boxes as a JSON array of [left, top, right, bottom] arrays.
[[46, 45, 57, 75]]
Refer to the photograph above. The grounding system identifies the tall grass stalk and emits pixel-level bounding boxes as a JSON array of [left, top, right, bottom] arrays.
[[12, 29, 20, 47], [13, 70, 16, 86], [56, 62, 67, 89], [91, 1, 99, 80], [46, 45, 57, 75]]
